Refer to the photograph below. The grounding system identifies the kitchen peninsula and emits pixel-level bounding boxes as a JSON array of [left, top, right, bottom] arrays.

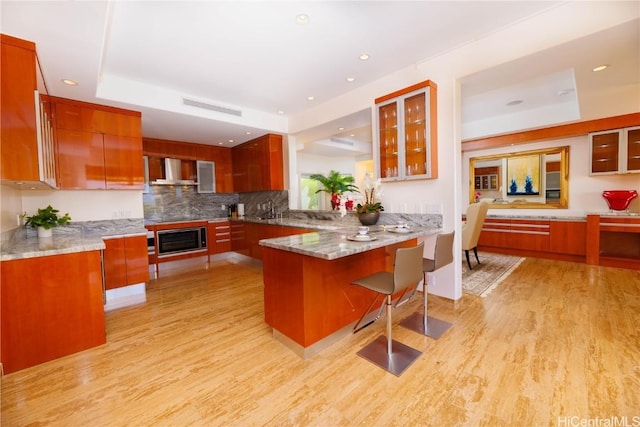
[[259, 223, 441, 358]]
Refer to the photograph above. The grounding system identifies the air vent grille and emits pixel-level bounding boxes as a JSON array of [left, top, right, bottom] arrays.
[[182, 98, 242, 117]]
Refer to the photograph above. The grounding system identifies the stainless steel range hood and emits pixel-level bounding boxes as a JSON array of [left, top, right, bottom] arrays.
[[151, 158, 196, 185]]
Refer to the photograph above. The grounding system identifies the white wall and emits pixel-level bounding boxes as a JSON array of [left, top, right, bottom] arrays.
[[286, 2, 639, 300], [0, 186, 23, 232], [21, 190, 144, 222], [463, 136, 640, 216]]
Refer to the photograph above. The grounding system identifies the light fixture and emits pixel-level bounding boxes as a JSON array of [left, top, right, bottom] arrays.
[[307, 96, 315, 101], [296, 14, 310, 24], [359, 53, 370, 61], [338, 127, 345, 131], [592, 64, 608, 72], [62, 79, 78, 86], [228, 139, 234, 143], [506, 100, 523, 106], [346, 77, 355, 82], [218, 142, 224, 145], [277, 110, 285, 114], [245, 131, 252, 135]]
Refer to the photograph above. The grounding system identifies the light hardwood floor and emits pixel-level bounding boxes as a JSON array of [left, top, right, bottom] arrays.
[[2, 254, 639, 426]]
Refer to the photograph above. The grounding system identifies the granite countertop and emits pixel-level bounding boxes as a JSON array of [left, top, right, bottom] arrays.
[[1, 219, 147, 261], [259, 225, 442, 260]]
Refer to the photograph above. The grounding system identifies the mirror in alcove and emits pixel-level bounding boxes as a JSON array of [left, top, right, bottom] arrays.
[[469, 146, 569, 209]]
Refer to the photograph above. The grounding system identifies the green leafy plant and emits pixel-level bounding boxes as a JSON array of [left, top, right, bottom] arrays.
[[309, 170, 357, 196], [24, 205, 71, 230]]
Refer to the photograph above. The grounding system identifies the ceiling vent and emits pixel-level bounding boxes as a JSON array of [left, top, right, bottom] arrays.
[[182, 97, 242, 117]]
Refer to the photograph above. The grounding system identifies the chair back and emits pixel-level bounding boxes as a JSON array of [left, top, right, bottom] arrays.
[[433, 231, 455, 271], [461, 202, 489, 251], [393, 242, 425, 293]]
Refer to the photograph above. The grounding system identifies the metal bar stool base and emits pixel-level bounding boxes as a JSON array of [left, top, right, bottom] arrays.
[[356, 335, 422, 377], [400, 312, 452, 339]]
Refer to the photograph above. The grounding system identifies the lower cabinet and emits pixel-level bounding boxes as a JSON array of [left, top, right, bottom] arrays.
[[478, 218, 586, 261], [208, 221, 232, 254], [0, 250, 106, 374], [230, 222, 313, 261], [103, 234, 149, 290]]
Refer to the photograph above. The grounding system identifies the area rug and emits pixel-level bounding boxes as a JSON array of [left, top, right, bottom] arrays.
[[462, 252, 525, 297]]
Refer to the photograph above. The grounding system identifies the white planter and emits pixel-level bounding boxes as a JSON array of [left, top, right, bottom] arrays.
[[37, 227, 53, 238]]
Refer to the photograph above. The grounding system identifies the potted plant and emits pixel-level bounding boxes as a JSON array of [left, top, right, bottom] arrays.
[[309, 170, 358, 210], [355, 173, 384, 225], [25, 205, 71, 238]]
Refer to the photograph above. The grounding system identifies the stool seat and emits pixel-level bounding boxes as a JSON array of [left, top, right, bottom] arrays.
[[351, 272, 394, 294]]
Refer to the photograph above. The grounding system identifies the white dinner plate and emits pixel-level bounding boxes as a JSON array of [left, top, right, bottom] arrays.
[[388, 227, 411, 234], [347, 235, 377, 242]]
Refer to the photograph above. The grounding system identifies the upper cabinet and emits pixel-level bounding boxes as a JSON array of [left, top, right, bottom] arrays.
[[374, 80, 438, 181], [52, 97, 144, 190], [232, 133, 283, 192], [0, 34, 56, 188], [589, 126, 640, 175]]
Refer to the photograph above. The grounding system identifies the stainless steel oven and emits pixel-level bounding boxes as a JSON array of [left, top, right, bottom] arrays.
[[157, 227, 207, 257]]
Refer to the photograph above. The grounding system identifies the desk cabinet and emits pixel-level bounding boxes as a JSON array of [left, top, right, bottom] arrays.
[[479, 218, 586, 262]]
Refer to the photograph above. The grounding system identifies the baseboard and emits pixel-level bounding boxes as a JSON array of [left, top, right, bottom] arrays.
[[104, 283, 146, 311]]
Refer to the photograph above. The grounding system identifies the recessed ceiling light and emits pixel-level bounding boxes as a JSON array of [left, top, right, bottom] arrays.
[[218, 142, 224, 145], [228, 139, 234, 143], [296, 14, 310, 24], [346, 77, 355, 82], [62, 79, 78, 86], [592, 64, 608, 72], [338, 127, 345, 131], [359, 53, 370, 61], [506, 100, 523, 106], [245, 131, 252, 135], [307, 96, 315, 101], [277, 110, 285, 114]]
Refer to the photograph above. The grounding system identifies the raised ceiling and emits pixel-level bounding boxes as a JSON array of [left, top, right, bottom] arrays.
[[1, 1, 638, 157]]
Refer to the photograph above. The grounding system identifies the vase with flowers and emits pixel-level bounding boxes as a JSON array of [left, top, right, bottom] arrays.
[[356, 173, 384, 225]]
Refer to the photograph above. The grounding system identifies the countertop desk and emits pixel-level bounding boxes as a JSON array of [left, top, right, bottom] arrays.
[[259, 225, 441, 358]]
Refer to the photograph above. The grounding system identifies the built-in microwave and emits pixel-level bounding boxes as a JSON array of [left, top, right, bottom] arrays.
[[156, 227, 207, 257]]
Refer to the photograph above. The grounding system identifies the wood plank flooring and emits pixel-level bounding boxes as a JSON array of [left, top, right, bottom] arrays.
[[2, 254, 639, 426]]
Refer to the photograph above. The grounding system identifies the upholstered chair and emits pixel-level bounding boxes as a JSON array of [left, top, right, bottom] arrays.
[[461, 201, 489, 269]]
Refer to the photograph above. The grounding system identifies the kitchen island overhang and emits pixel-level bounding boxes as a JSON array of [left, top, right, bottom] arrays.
[[260, 226, 441, 358]]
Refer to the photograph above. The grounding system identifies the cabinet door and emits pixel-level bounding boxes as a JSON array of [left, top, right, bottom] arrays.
[[1, 36, 38, 182], [549, 221, 586, 256], [590, 130, 620, 174], [375, 80, 437, 181], [56, 129, 106, 189], [625, 127, 640, 173], [104, 134, 144, 189], [103, 238, 127, 290], [197, 160, 215, 193], [124, 235, 149, 284]]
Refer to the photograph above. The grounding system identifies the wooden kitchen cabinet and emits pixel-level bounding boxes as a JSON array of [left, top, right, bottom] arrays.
[[589, 126, 640, 175], [208, 221, 232, 254], [52, 96, 143, 190], [1, 250, 106, 374], [375, 80, 438, 181], [1, 34, 56, 188], [232, 133, 284, 192], [103, 234, 149, 290]]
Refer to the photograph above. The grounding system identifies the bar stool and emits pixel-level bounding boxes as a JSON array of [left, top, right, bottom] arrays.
[[351, 243, 424, 376], [400, 231, 454, 339]]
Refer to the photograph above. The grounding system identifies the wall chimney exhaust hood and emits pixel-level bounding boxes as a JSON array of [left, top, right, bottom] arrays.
[[151, 158, 196, 185]]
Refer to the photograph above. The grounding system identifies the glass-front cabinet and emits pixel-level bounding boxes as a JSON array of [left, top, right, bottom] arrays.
[[589, 126, 640, 175], [374, 80, 438, 181]]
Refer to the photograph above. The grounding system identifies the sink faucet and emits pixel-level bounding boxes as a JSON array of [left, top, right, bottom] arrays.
[[267, 199, 275, 218]]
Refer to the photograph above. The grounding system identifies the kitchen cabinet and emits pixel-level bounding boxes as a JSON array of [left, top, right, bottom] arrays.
[[589, 126, 640, 175], [230, 222, 312, 261], [0, 34, 56, 188], [208, 221, 232, 254], [52, 97, 144, 189], [143, 138, 233, 193], [103, 234, 149, 290], [197, 161, 216, 193], [232, 133, 284, 192], [374, 80, 438, 181], [1, 250, 106, 374]]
